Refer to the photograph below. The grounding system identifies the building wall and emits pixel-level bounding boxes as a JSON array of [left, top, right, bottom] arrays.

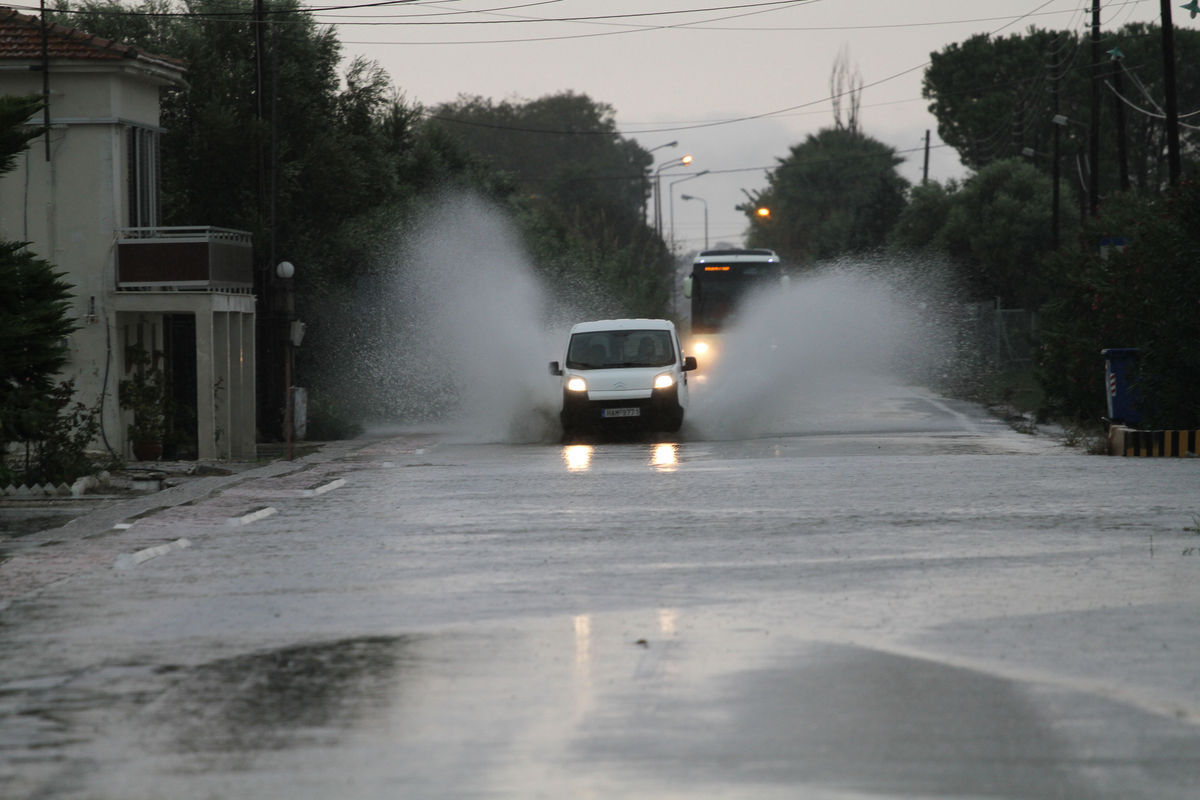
[[0, 68, 159, 455]]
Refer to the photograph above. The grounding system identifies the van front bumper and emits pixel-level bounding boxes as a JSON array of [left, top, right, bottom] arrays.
[[561, 385, 683, 431]]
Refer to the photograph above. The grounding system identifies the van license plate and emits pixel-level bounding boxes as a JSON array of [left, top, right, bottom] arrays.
[[602, 407, 640, 418]]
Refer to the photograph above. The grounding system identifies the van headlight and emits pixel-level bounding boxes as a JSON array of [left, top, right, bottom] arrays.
[[653, 373, 675, 389], [566, 376, 588, 392]]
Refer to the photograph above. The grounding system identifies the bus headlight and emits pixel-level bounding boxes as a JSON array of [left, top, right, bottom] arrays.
[[566, 376, 588, 392], [693, 341, 710, 356], [653, 373, 675, 389]]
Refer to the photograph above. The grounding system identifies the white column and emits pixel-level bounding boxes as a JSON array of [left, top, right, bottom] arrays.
[[195, 307, 217, 460]]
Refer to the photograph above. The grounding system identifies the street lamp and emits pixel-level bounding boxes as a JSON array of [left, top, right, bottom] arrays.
[[276, 260, 296, 460], [668, 169, 709, 251], [641, 142, 678, 220], [1053, 114, 1091, 224], [680, 194, 708, 249], [653, 154, 693, 239]]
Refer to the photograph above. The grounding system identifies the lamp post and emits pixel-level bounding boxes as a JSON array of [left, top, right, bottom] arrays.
[[1053, 114, 1089, 225], [668, 169, 709, 251], [642, 141, 677, 221], [653, 154, 693, 239], [276, 260, 295, 460], [680, 194, 708, 249]]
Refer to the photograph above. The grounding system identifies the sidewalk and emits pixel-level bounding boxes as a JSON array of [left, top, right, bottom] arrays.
[[0, 437, 381, 610]]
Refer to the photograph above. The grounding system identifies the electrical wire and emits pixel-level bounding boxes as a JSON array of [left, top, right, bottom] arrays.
[[1105, 80, 1200, 129]]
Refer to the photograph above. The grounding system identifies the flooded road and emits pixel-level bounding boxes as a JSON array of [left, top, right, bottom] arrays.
[[2, 384, 1199, 798]]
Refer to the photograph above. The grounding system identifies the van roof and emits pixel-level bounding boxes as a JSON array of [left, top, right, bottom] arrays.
[[569, 318, 676, 334], [694, 248, 779, 263]]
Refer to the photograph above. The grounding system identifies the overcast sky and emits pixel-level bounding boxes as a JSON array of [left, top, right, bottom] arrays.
[[305, 0, 1182, 250]]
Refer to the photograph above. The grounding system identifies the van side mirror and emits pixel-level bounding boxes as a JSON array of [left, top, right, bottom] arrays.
[[549, 361, 562, 376], [683, 356, 698, 372]]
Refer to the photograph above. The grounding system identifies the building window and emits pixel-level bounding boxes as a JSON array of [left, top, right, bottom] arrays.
[[127, 126, 161, 228]]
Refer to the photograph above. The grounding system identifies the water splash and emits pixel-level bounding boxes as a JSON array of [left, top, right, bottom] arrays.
[[687, 257, 959, 440], [346, 192, 621, 443], [330, 196, 958, 444]]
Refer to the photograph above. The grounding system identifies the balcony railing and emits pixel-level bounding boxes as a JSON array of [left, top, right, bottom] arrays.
[[117, 227, 254, 291]]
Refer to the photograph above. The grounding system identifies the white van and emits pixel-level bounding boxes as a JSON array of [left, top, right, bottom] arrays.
[[549, 319, 698, 434]]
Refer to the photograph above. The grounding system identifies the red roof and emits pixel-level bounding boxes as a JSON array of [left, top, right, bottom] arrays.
[[0, 6, 184, 72]]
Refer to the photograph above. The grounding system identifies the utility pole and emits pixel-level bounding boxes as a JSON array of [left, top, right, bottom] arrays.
[[1088, 0, 1101, 217], [1109, 49, 1130, 192], [922, 130, 930, 184], [1051, 37, 1061, 249], [1159, 0, 1182, 184]]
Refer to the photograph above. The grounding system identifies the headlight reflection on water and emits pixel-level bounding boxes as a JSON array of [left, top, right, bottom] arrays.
[[651, 443, 678, 471], [563, 444, 593, 471], [561, 443, 679, 472]]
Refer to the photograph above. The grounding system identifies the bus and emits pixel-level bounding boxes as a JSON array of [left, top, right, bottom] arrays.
[[682, 248, 788, 377]]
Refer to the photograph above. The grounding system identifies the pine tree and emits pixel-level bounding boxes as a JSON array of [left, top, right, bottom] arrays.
[[0, 96, 78, 465]]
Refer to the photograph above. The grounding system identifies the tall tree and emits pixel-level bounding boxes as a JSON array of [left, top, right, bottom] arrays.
[[744, 128, 908, 265], [0, 95, 78, 459], [430, 92, 654, 248], [892, 159, 1069, 307], [924, 24, 1199, 194], [430, 91, 671, 315], [1038, 181, 1200, 426]]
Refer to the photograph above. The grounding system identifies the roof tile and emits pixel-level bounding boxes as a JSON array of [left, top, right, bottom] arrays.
[[0, 6, 184, 70]]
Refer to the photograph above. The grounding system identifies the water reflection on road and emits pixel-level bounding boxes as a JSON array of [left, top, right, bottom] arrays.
[[561, 442, 681, 473]]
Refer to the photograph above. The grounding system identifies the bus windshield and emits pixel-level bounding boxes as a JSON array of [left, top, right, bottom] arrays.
[[691, 261, 782, 333], [566, 329, 676, 369]]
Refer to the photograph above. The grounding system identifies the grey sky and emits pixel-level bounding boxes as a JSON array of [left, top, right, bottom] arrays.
[[309, 0, 1180, 249]]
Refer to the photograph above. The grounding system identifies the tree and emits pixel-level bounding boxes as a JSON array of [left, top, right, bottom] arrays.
[[892, 159, 1069, 307], [0, 95, 94, 483], [744, 127, 909, 265], [0, 96, 72, 433], [888, 179, 956, 252], [830, 45, 863, 133], [1038, 181, 1200, 427], [430, 92, 654, 248], [924, 24, 1199, 193], [431, 91, 672, 316]]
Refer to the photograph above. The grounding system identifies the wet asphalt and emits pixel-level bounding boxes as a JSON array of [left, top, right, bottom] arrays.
[[2, 383, 1199, 799]]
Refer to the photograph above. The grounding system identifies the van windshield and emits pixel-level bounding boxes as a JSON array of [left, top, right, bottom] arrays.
[[566, 329, 675, 369]]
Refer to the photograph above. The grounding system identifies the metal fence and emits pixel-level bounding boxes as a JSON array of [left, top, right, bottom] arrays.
[[960, 303, 1039, 370]]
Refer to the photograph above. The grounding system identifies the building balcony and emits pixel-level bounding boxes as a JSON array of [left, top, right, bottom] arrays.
[[117, 227, 254, 291]]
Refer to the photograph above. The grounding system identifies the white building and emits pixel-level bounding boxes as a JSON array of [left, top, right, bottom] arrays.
[[0, 7, 256, 461]]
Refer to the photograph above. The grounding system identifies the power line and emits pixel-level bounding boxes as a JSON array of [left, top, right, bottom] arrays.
[[27, 0, 817, 22]]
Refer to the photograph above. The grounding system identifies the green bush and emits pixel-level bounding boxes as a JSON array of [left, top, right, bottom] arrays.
[[1, 381, 102, 487], [1038, 181, 1200, 427]]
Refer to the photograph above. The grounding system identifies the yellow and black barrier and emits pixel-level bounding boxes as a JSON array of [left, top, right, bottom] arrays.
[[1108, 426, 1200, 457]]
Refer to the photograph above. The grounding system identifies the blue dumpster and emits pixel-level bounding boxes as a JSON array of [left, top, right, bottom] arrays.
[[1101, 348, 1141, 425]]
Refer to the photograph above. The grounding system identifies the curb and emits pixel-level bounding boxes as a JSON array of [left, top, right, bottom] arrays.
[[1108, 426, 1200, 458]]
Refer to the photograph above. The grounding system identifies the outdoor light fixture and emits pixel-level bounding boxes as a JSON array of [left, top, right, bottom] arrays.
[[289, 320, 306, 348], [276, 260, 295, 279]]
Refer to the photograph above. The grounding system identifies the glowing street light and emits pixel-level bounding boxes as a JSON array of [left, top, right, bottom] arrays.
[[653, 154, 694, 239], [755, 206, 771, 219]]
